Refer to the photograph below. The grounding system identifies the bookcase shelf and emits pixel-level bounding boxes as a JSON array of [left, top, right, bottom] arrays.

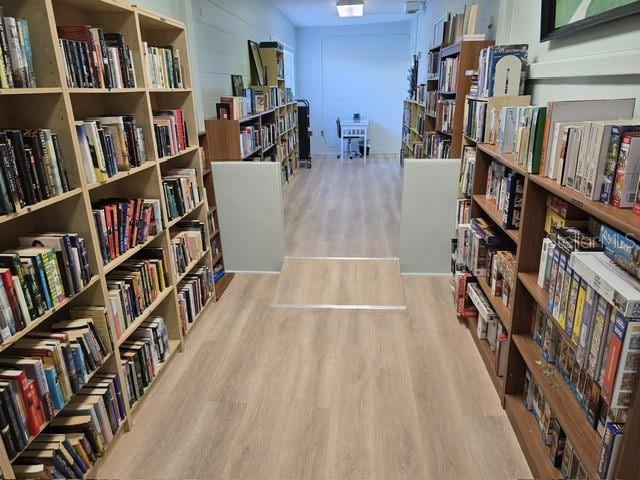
[[0, 3, 218, 477], [476, 275, 512, 332], [467, 315, 504, 396], [174, 248, 211, 285], [512, 334, 601, 479], [504, 394, 562, 479], [477, 143, 529, 176], [473, 195, 520, 244]]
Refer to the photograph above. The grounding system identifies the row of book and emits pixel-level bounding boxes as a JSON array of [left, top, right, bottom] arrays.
[[538, 224, 640, 413], [522, 369, 593, 478], [244, 88, 271, 115], [177, 265, 214, 334], [456, 199, 471, 227], [14, 373, 126, 478], [485, 159, 525, 230], [0, 129, 71, 216], [476, 44, 527, 98], [457, 218, 515, 278], [436, 100, 455, 134], [121, 316, 171, 408], [107, 251, 168, 341], [92, 198, 164, 265], [459, 146, 476, 197], [0, 233, 93, 343], [162, 168, 201, 222], [57, 26, 136, 89], [171, 221, 207, 279], [438, 57, 458, 93], [75, 116, 146, 184], [464, 98, 487, 142], [466, 282, 509, 376], [260, 123, 277, 150], [425, 132, 451, 159], [154, 109, 189, 159], [144, 43, 183, 90], [239, 125, 261, 158], [278, 110, 297, 136], [0, 12, 35, 88], [0, 314, 112, 459]]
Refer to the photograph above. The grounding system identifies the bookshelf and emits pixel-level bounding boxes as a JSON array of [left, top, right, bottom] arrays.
[[456, 141, 640, 479], [0, 2, 217, 477]]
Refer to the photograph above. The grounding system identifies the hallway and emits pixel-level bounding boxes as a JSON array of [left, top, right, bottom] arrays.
[[94, 155, 531, 479]]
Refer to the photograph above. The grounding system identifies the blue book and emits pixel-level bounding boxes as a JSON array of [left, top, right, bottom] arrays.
[[71, 344, 88, 385], [44, 366, 64, 410]]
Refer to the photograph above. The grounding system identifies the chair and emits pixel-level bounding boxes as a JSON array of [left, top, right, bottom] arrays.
[[336, 118, 359, 159]]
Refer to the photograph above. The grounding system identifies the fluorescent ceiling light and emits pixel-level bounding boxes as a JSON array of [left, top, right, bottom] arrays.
[[336, 0, 364, 17]]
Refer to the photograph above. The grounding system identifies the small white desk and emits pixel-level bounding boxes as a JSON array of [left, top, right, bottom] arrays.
[[340, 118, 369, 163]]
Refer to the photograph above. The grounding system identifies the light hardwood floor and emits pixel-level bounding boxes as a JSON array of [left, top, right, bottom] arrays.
[[284, 155, 401, 258], [95, 155, 532, 479]]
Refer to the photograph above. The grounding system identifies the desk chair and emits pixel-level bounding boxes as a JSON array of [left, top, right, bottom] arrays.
[[336, 118, 359, 159]]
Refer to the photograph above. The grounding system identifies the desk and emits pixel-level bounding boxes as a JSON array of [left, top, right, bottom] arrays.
[[340, 118, 369, 163]]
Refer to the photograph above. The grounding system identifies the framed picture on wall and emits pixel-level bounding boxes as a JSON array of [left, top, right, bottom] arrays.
[[541, 0, 640, 41], [231, 74, 244, 96], [248, 40, 265, 86]]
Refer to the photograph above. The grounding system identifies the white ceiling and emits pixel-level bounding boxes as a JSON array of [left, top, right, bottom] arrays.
[[271, 0, 419, 27]]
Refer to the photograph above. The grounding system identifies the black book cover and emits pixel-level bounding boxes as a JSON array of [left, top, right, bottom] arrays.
[[103, 33, 129, 87], [5, 130, 37, 205], [23, 146, 43, 203], [94, 28, 113, 89], [22, 131, 51, 199], [0, 383, 27, 450], [0, 396, 16, 459], [51, 133, 70, 192], [0, 133, 25, 210]]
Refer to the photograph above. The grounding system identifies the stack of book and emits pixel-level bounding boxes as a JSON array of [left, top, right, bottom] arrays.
[[177, 265, 214, 334], [106, 252, 168, 337], [0, 315, 111, 458], [0, 233, 92, 341], [120, 316, 170, 408], [459, 146, 476, 197], [153, 109, 189, 159], [523, 370, 590, 477], [437, 100, 455, 134], [0, 11, 36, 88], [464, 98, 487, 142], [171, 221, 207, 278], [92, 198, 164, 265], [75, 116, 146, 184], [467, 282, 509, 376], [477, 44, 528, 98], [143, 43, 183, 89], [466, 218, 514, 277], [425, 132, 451, 159], [438, 57, 458, 93], [0, 129, 71, 215], [485, 160, 525, 230], [239, 125, 260, 158], [57, 27, 136, 89], [45, 373, 126, 456], [162, 168, 201, 221]]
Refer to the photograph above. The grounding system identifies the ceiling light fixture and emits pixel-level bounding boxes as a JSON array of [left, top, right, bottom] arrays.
[[336, 0, 364, 17]]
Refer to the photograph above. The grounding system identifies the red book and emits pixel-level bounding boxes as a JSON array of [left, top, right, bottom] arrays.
[[0, 268, 24, 331], [143, 206, 153, 239], [175, 110, 185, 150], [125, 199, 135, 251], [602, 314, 626, 404], [0, 369, 45, 436], [104, 206, 115, 262]]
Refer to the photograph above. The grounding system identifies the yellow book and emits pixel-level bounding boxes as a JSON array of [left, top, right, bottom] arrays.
[[572, 280, 587, 347]]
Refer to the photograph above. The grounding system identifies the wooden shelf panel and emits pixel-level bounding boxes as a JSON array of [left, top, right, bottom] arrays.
[[0, 276, 100, 354], [117, 286, 175, 346], [512, 334, 601, 479], [0, 88, 63, 96], [477, 276, 512, 332], [87, 162, 156, 190], [158, 145, 199, 164], [467, 316, 504, 397], [473, 195, 521, 244], [504, 394, 563, 480], [0, 189, 83, 226], [68, 88, 146, 94], [167, 200, 206, 228], [529, 174, 640, 239], [174, 249, 210, 285], [477, 143, 528, 176], [215, 272, 234, 300]]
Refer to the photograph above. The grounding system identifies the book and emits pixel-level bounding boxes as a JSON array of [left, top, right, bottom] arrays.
[[600, 126, 640, 204], [144, 43, 183, 89], [600, 224, 640, 281], [611, 134, 640, 208], [176, 265, 214, 334], [598, 423, 624, 480]]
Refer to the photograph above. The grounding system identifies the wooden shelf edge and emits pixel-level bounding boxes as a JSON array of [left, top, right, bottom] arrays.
[[215, 272, 234, 300], [472, 195, 521, 244], [117, 287, 175, 346], [0, 189, 83, 226], [174, 249, 210, 285], [167, 200, 206, 228], [467, 316, 504, 397], [504, 394, 563, 480], [512, 334, 601, 478], [476, 276, 512, 332], [477, 143, 529, 176], [158, 145, 199, 164], [104, 230, 165, 274], [0, 276, 100, 354], [87, 162, 156, 190], [0, 87, 63, 95]]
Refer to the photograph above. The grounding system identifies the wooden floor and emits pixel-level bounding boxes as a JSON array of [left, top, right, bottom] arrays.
[[284, 154, 401, 258], [95, 155, 532, 480]]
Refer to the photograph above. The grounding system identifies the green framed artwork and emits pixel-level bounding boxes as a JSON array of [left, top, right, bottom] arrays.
[[541, 0, 640, 40]]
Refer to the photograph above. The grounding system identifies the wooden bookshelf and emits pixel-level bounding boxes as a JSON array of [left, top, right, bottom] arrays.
[[456, 139, 640, 479], [0, 3, 217, 477]]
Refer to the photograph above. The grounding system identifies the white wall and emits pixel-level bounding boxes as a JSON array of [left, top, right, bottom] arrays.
[[133, 0, 296, 131], [296, 22, 411, 155], [496, 0, 640, 112]]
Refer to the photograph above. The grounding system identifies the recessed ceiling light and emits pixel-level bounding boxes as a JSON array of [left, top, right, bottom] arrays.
[[336, 0, 364, 17]]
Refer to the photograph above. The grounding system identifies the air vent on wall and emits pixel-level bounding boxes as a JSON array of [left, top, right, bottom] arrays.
[[405, 1, 425, 14]]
